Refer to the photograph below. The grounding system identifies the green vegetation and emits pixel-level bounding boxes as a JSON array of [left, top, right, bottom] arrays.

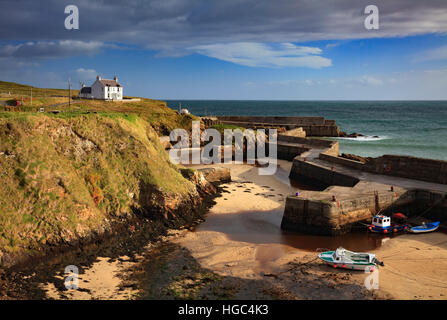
[[209, 123, 244, 136], [68, 99, 199, 135], [0, 80, 199, 135], [0, 81, 204, 261], [0, 80, 78, 97]]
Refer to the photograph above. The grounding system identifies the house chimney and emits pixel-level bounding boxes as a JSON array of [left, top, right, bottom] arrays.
[[114, 76, 118, 82], [97, 75, 101, 80]]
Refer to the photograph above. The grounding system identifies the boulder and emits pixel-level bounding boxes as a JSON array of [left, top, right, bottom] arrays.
[[197, 167, 231, 184]]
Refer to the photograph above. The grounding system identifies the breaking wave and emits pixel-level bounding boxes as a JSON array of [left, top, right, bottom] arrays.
[[335, 135, 389, 142]]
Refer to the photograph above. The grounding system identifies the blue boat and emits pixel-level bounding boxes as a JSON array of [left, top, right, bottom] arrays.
[[408, 221, 440, 233], [368, 215, 408, 234]]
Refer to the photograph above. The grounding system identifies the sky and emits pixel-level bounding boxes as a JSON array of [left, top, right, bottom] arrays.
[[0, 0, 447, 100]]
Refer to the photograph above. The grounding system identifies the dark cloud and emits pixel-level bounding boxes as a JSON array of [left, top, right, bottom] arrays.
[[0, 0, 446, 58]]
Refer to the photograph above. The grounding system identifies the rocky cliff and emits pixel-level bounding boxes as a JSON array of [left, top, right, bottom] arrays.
[[0, 112, 217, 267]]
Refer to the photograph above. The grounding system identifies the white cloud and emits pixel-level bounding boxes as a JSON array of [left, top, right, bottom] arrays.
[[245, 68, 447, 99], [75, 68, 97, 80], [304, 80, 314, 85], [414, 45, 447, 62], [358, 75, 383, 86], [0, 41, 108, 59], [1, 1, 447, 57], [325, 43, 340, 49], [190, 42, 332, 68]]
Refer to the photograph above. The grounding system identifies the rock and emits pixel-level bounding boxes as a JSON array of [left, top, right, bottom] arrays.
[[339, 132, 365, 138], [197, 167, 231, 184], [346, 132, 364, 138], [191, 171, 217, 195], [159, 136, 172, 150]]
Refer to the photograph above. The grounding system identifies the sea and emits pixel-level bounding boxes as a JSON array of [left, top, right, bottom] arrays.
[[166, 100, 447, 161]]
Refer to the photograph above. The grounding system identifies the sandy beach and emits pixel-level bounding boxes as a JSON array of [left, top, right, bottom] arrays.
[[34, 160, 447, 300], [173, 161, 447, 300]]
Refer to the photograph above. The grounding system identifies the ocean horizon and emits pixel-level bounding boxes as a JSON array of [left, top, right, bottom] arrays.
[[166, 100, 447, 161]]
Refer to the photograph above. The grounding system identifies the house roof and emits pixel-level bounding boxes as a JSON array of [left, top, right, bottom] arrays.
[[80, 87, 92, 94], [99, 79, 121, 87]]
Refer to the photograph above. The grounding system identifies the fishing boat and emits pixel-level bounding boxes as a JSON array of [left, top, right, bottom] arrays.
[[367, 214, 408, 234], [408, 221, 440, 234], [318, 247, 383, 271]]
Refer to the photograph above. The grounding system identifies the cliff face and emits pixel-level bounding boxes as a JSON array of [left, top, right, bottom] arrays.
[[0, 113, 215, 267]]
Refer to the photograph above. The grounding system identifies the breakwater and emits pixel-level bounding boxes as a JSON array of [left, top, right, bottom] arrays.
[[274, 129, 447, 235], [320, 153, 447, 185], [282, 187, 446, 235], [203, 116, 340, 137]]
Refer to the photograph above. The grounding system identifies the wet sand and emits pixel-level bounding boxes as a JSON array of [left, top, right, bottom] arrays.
[[174, 161, 447, 300], [374, 233, 447, 299], [35, 160, 447, 300]]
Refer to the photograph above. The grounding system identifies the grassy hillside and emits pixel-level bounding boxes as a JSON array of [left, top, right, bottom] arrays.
[[0, 81, 207, 266], [0, 81, 78, 97], [0, 80, 199, 135], [0, 112, 199, 264], [69, 99, 199, 135]]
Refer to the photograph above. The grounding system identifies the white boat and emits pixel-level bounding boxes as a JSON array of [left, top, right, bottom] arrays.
[[318, 247, 383, 271]]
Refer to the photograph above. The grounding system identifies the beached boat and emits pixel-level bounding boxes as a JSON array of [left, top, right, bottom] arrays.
[[318, 247, 382, 271], [408, 221, 440, 234], [368, 214, 408, 234]]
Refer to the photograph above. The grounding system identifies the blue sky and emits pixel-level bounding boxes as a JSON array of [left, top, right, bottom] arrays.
[[1, 0, 447, 100]]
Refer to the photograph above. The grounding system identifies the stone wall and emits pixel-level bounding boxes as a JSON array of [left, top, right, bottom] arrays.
[[281, 189, 414, 235], [217, 116, 326, 126], [277, 134, 334, 147], [319, 152, 365, 170], [281, 127, 306, 138], [299, 125, 339, 137], [282, 188, 446, 235], [215, 116, 340, 137], [323, 141, 339, 157], [318, 153, 447, 186], [364, 155, 447, 185], [277, 144, 309, 161], [289, 158, 359, 189]]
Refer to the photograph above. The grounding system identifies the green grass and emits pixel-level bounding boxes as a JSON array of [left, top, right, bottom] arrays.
[[0, 110, 195, 257], [67, 99, 199, 135], [0, 80, 78, 97], [209, 123, 244, 135], [0, 80, 204, 259], [0, 80, 200, 136]]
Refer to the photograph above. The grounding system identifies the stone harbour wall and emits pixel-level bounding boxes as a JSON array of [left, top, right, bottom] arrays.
[[214, 116, 340, 137], [281, 189, 415, 235], [365, 155, 447, 185], [289, 158, 359, 189]]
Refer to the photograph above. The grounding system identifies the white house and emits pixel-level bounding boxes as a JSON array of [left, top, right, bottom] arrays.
[[79, 75, 123, 100]]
